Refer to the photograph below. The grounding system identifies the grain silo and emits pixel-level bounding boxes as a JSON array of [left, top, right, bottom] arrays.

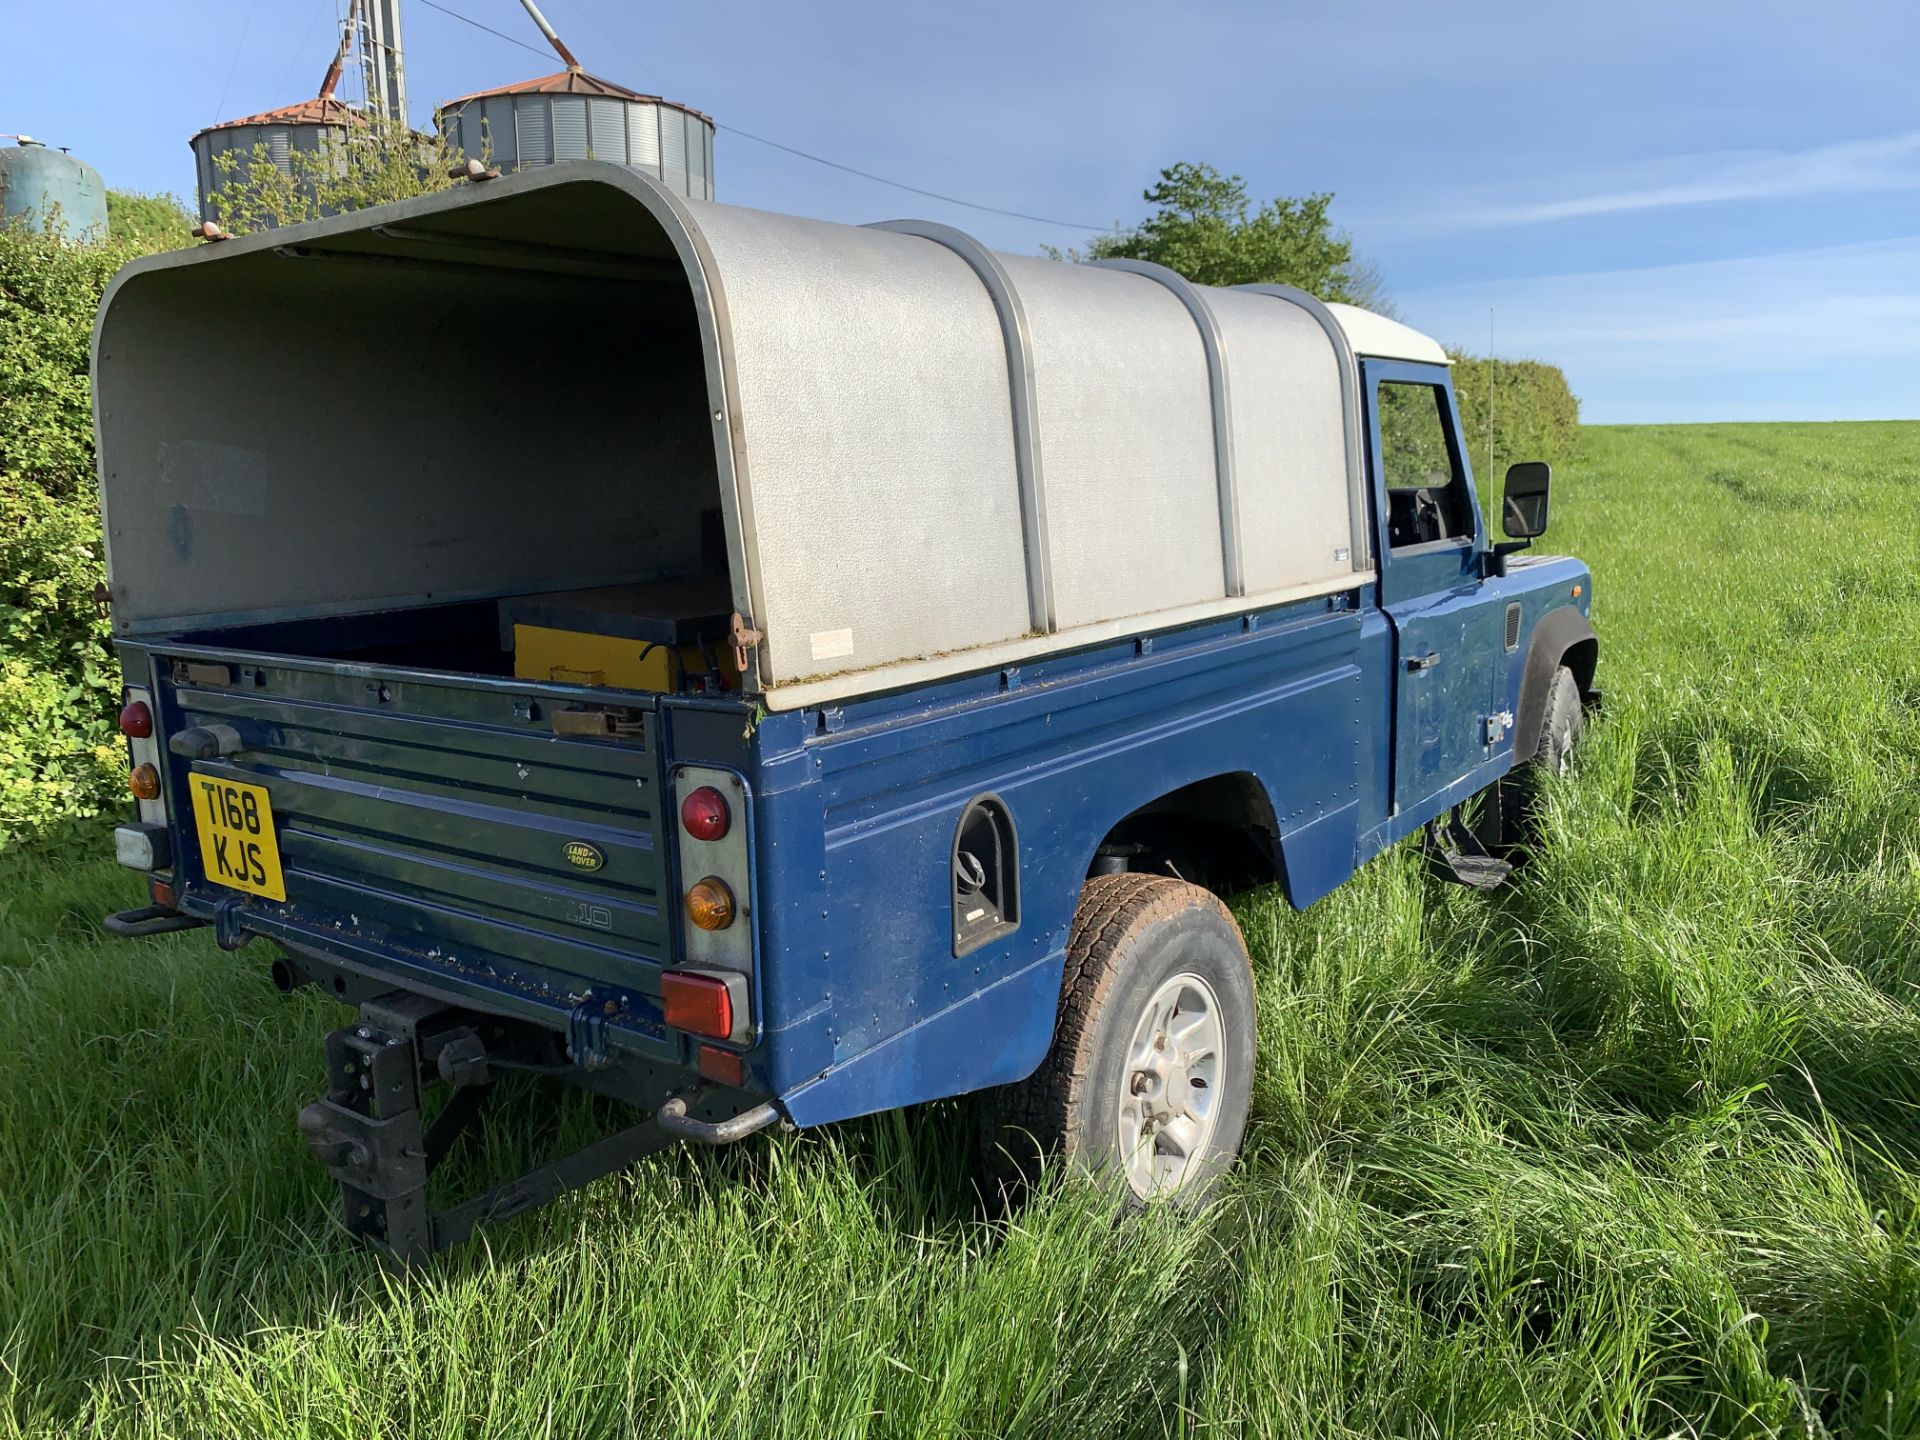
[[189, 97, 368, 225], [188, 0, 397, 226], [0, 137, 108, 236], [436, 0, 714, 200]]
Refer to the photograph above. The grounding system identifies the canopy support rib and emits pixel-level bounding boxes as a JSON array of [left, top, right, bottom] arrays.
[[1093, 259, 1243, 597], [1234, 283, 1370, 572], [871, 220, 1056, 633]]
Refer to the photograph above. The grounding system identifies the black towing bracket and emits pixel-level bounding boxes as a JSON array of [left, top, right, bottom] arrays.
[[102, 904, 207, 938], [297, 991, 779, 1263]]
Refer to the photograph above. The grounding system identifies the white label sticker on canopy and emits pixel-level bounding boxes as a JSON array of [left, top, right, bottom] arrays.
[[809, 628, 855, 661]]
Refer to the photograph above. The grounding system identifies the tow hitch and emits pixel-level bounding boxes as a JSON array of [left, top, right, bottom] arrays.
[[297, 991, 779, 1263]]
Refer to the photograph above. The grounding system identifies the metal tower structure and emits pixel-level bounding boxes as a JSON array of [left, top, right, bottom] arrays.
[[353, 0, 408, 123]]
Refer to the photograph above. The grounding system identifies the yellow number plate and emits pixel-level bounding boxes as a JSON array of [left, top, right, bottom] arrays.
[[189, 774, 286, 901]]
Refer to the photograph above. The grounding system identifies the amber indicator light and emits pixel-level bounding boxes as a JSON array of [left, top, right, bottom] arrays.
[[685, 876, 736, 931], [128, 763, 161, 800]]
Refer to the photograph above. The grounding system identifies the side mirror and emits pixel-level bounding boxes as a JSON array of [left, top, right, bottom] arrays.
[[1501, 461, 1552, 539]]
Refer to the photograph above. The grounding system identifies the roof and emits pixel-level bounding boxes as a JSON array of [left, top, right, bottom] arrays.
[[1325, 303, 1450, 366], [438, 68, 712, 123], [194, 96, 368, 138]]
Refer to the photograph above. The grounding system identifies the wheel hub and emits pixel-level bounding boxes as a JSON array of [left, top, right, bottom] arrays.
[[1116, 971, 1224, 1197]]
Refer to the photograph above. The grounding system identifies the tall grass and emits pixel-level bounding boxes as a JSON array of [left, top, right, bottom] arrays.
[[4, 421, 1920, 1436]]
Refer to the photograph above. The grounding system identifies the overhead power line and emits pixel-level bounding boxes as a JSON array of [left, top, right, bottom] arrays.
[[414, 0, 1118, 233], [416, 0, 551, 58], [271, 0, 334, 103], [211, 0, 264, 122], [712, 123, 1117, 232]]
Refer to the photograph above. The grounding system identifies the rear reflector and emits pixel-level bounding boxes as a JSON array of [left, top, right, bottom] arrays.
[[661, 970, 734, 1040], [697, 1044, 746, 1088], [149, 877, 177, 910]]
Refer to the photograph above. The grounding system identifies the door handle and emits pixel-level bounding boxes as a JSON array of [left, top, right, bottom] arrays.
[[1406, 651, 1441, 673]]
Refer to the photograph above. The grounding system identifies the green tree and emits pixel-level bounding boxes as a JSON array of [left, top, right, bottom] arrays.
[[1073, 162, 1381, 305]]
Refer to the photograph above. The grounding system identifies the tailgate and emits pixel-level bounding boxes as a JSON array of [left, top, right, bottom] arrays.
[[156, 651, 674, 1038]]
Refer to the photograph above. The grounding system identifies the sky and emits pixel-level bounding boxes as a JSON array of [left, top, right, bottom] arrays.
[[8, 0, 1919, 424]]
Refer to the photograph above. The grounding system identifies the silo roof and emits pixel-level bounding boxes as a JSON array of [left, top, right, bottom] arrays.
[[192, 96, 368, 142], [439, 68, 712, 123]]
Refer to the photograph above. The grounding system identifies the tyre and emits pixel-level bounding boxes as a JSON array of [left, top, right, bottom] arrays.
[[1473, 663, 1584, 855], [979, 873, 1256, 1204]]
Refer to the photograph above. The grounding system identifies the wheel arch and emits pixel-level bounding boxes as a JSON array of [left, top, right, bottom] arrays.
[[1515, 606, 1598, 751], [1085, 770, 1288, 899]]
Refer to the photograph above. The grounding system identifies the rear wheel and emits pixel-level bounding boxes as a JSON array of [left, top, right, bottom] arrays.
[[979, 874, 1256, 1204], [1474, 663, 1584, 855]]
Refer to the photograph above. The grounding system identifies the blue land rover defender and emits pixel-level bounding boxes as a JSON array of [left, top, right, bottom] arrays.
[[94, 165, 1596, 1259]]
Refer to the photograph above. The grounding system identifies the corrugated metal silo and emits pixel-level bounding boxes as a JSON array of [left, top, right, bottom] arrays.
[[0, 138, 108, 236], [439, 70, 715, 200], [188, 97, 366, 225]]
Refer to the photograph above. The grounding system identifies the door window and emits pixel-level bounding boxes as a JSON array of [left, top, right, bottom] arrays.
[[1376, 381, 1473, 549]]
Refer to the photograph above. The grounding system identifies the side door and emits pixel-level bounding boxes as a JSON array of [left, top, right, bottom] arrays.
[[1365, 360, 1505, 816]]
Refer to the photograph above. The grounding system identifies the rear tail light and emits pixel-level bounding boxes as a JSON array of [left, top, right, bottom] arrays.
[[661, 970, 735, 1040], [670, 769, 749, 1041], [128, 763, 161, 800], [680, 785, 731, 841], [684, 876, 735, 931], [119, 699, 153, 738]]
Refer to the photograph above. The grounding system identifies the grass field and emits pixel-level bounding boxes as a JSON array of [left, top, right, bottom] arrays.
[[6, 420, 1920, 1438]]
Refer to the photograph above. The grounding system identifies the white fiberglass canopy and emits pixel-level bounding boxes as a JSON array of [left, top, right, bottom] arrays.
[[96, 162, 1394, 708]]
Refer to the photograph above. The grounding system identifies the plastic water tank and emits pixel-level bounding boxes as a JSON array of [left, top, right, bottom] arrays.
[[0, 138, 108, 236]]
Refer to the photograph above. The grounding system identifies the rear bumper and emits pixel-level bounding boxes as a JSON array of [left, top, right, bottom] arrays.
[[240, 900, 670, 1060]]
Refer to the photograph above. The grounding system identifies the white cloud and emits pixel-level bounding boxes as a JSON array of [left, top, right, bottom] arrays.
[[1396, 236, 1920, 423], [1434, 131, 1920, 229]]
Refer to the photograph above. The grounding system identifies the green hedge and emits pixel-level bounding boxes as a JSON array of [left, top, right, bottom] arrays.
[[1447, 352, 1582, 500], [1, 207, 185, 844]]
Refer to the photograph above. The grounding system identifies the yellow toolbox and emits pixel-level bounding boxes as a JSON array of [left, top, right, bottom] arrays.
[[499, 582, 739, 694]]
